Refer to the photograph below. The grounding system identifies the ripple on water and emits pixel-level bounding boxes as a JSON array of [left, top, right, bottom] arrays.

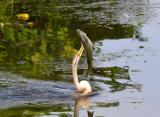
[[0, 71, 75, 109]]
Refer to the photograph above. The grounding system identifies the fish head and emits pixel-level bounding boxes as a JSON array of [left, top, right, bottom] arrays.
[[76, 29, 89, 48]]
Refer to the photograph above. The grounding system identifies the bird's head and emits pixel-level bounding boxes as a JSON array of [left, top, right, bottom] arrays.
[[72, 45, 84, 66]]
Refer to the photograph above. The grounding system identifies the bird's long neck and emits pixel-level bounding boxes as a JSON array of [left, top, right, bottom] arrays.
[[72, 46, 84, 91], [72, 55, 81, 91]]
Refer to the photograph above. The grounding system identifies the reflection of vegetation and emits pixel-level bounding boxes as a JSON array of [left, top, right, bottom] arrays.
[[0, 83, 9, 88], [94, 66, 130, 80], [0, 104, 72, 117], [93, 66, 142, 92], [0, 0, 149, 81], [59, 113, 72, 117], [0, 1, 79, 80], [84, 24, 136, 40], [104, 80, 142, 92], [96, 101, 119, 108]]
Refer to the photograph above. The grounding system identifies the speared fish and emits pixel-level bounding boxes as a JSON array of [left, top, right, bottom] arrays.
[[76, 29, 93, 76]]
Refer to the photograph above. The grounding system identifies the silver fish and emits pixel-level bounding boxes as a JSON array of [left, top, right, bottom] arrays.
[[76, 29, 93, 76]]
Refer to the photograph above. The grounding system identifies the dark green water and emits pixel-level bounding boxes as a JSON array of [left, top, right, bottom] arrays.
[[0, 0, 160, 117]]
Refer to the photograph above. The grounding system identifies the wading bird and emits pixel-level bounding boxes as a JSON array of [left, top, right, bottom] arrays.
[[72, 45, 92, 96]]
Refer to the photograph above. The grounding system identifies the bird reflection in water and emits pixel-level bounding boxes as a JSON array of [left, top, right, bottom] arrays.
[[74, 97, 94, 117]]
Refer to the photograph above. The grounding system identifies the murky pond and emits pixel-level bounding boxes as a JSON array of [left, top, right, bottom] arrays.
[[0, 0, 160, 117]]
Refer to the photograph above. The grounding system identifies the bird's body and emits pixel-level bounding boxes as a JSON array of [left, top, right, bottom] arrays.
[[72, 45, 92, 96], [79, 80, 92, 95]]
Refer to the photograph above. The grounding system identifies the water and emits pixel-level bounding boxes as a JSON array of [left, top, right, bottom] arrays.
[[0, 0, 160, 117]]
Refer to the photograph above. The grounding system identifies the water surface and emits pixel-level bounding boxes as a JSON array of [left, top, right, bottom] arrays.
[[0, 0, 160, 117]]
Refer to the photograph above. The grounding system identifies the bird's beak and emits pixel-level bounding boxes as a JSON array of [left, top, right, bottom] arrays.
[[77, 45, 84, 57]]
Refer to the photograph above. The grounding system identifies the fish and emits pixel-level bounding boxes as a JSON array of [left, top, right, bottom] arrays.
[[76, 29, 93, 76]]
